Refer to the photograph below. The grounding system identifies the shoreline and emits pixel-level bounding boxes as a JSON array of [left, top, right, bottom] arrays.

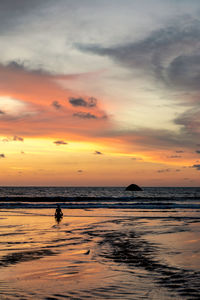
[[0, 195, 200, 202]]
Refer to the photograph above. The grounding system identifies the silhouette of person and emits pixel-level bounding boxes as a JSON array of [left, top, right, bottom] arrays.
[[55, 204, 63, 222]]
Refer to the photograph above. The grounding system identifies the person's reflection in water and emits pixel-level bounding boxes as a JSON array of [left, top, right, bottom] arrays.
[[55, 204, 63, 224]]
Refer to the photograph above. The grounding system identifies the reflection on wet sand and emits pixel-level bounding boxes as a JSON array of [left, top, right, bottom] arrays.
[[93, 225, 200, 299], [0, 249, 56, 267], [0, 209, 200, 299], [55, 214, 63, 224]]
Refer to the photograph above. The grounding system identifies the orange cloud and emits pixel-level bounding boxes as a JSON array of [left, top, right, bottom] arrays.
[[0, 62, 110, 138]]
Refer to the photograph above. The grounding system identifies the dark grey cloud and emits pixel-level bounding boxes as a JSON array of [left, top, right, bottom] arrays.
[[53, 140, 68, 146], [6, 61, 27, 71], [77, 169, 83, 173], [73, 112, 98, 119], [76, 19, 200, 91], [167, 54, 200, 90], [0, 110, 5, 115], [69, 98, 88, 107], [4, 60, 50, 76], [192, 164, 200, 170], [52, 101, 62, 110], [94, 151, 103, 155], [0, 1, 43, 13], [174, 107, 200, 135], [0, 1, 52, 34], [77, 18, 200, 144], [100, 126, 198, 150], [69, 97, 97, 108], [167, 155, 181, 158], [0, 154, 5, 158], [196, 150, 200, 154], [88, 97, 97, 107], [13, 136, 24, 142]]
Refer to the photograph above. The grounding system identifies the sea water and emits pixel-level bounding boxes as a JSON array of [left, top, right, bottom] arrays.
[[0, 187, 200, 299], [0, 186, 200, 199], [0, 186, 200, 210]]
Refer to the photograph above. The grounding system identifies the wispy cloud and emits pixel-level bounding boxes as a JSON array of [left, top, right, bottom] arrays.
[[167, 155, 181, 159], [131, 157, 143, 161], [75, 17, 200, 152], [100, 127, 197, 151], [174, 107, 200, 135], [73, 112, 106, 120], [76, 18, 200, 91], [157, 168, 171, 173], [53, 140, 68, 146], [1, 136, 24, 142]]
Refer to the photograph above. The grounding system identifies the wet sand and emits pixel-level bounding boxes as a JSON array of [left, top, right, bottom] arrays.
[[0, 209, 200, 299]]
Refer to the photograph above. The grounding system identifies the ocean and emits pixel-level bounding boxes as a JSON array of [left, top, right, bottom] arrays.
[[0, 186, 200, 299], [1, 186, 200, 209]]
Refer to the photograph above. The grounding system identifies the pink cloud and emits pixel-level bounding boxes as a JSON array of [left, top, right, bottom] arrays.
[[0, 63, 110, 138]]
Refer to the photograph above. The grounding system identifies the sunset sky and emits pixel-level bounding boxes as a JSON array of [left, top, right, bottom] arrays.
[[0, 0, 200, 186]]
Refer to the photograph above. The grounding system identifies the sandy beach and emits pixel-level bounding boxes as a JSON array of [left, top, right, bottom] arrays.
[[0, 208, 200, 299]]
